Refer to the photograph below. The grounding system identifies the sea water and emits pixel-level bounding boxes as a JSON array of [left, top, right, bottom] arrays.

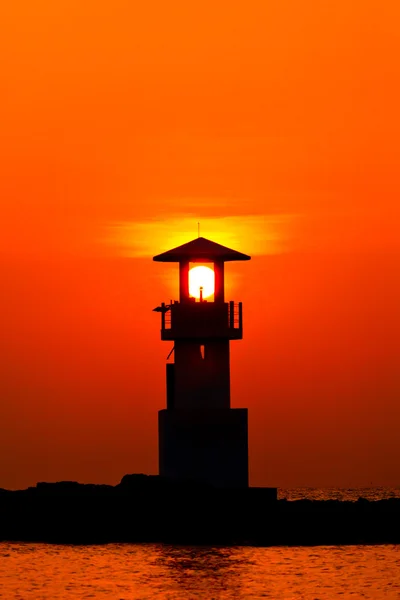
[[279, 487, 400, 501], [1, 543, 399, 599]]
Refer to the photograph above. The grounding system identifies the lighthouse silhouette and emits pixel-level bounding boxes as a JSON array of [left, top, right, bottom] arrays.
[[153, 236, 251, 489]]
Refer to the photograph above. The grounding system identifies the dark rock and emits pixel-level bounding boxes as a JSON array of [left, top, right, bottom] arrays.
[[0, 475, 399, 546]]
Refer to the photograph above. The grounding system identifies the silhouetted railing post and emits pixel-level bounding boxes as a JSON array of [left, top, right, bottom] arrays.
[[229, 300, 234, 330]]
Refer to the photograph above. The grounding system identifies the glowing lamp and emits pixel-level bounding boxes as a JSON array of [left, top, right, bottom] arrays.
[[189, 265, 214, 299]]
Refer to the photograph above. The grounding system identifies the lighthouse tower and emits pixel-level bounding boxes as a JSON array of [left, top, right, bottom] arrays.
[[153, 237, 250, 489]]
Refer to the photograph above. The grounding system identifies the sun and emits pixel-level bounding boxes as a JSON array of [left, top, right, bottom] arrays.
[[189, 266, 214, 299]]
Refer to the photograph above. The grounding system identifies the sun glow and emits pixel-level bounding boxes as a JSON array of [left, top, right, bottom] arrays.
[[189, 266, 214, 299]]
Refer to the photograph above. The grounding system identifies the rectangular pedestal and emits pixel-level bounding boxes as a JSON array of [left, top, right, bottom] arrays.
[[158, 408, 248, 489]]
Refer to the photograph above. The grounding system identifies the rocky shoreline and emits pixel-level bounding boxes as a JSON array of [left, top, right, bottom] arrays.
[[1, 475, 399, 546]]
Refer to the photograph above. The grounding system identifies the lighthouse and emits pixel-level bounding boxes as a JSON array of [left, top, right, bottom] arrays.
[[153, 237, 250, 489]]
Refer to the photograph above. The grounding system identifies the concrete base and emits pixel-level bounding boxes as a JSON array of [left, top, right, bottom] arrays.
[[158, 408, 248, 489]]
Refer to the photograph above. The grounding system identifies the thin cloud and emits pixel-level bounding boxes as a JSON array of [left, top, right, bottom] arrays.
[[105, 212, 296, 258]]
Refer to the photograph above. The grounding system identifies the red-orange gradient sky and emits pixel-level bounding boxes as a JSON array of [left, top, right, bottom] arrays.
[[1, 1, 400, 489]]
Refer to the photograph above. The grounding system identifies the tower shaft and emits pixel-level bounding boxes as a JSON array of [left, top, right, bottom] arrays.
[[169, 339, 230, 410]]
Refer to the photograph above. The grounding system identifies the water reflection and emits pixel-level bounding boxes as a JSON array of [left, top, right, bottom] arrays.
[[153, 545, 249, 598], [0, 542, 399, 599]]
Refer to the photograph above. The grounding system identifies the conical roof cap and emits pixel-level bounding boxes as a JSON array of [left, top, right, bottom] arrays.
[[153, 237, 251, 262]]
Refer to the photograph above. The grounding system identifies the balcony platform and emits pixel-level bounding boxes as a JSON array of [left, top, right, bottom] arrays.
[[160, 300, 243, 341]]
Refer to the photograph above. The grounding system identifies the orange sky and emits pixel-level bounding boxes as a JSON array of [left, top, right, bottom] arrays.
[[1, 0, 400, 489]]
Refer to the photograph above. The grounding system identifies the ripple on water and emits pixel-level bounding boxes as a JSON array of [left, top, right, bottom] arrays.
[[0, 543, 399, 599], [279, 487, 400, 502]]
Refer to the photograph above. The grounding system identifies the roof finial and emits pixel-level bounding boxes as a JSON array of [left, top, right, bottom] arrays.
[[198, 222, 200, 238]]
